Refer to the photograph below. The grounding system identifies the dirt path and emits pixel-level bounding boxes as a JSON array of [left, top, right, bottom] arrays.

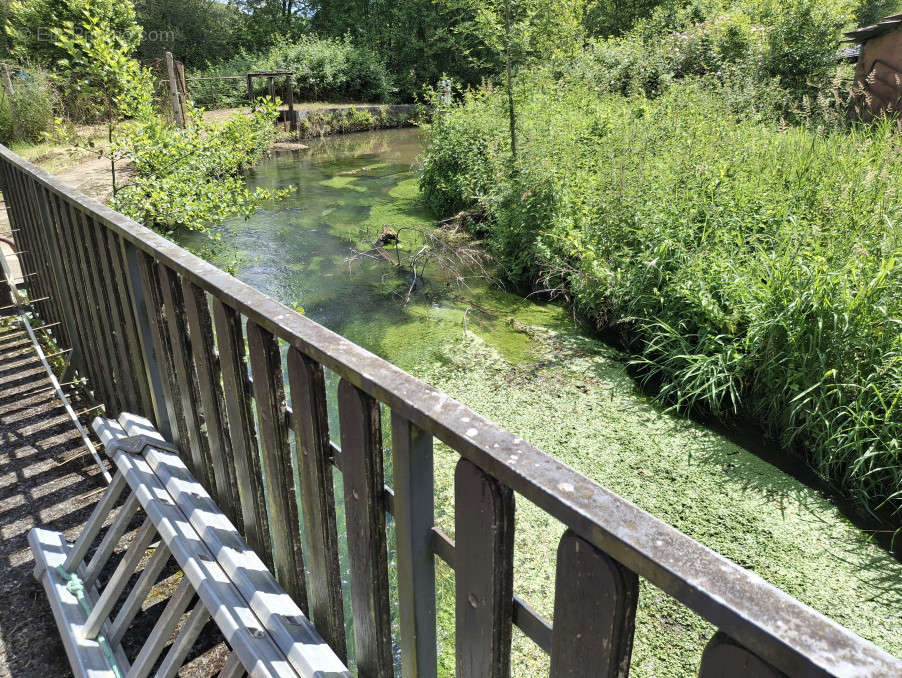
[[0, 320, 108, 677], [52, 156, 125, 204]]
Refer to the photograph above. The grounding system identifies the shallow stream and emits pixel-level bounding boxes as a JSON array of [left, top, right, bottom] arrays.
[[177, 128, 902, 678], [179, 128, 561, 372]]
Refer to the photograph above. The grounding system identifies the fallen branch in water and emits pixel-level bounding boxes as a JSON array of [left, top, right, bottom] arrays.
[[345, 222, 496, 305]]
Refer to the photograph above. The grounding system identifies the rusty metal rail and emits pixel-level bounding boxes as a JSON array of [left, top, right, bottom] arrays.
[[1, 142, 900, 677]]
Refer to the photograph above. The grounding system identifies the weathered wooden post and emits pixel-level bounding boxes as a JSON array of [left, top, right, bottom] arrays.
[[0, 245, 12, 309], [247, 73, 254, 107], [1, 65, 21, 140], [165, 51, 185, 128], [175, 60, 189, 118], [286, 73, 295, 131]]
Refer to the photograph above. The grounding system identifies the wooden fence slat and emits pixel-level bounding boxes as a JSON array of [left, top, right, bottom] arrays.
[[245, 320, 307, 608], [48, 192, 103, 395], [0, 238, 10, 306], [18, 180, 79, 355], [24, 182, 69, 344], [86, 215, 141, 412], [8, 173, 64, 344], [158, 264, 214, 490], [210, 299, 270, 561], [72, 210, 128, 412], [337, 378, 392, 678], [17, 175, 58, 323], [103, 228, 153, 416], [135, 250, 183, 446], [181, 277, 239, 519], [699, 632, 786, 678], [455, 458, 515, 678], [67, 199, 120, 408], [550, 529, 638, 678], [392, 412, 437, 678], [286, 348, 346, 661], [121, 240, 172, 439]]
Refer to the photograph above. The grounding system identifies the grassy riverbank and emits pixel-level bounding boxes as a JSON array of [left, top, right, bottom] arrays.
[[421, 78, 902, 529]]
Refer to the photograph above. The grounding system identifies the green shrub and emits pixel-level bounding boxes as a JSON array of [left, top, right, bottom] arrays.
[[421, 75, 902, 524], [760, 1, 847, 94], [6, 0, 141, 68], [277, 35, 394, 102], [51, 5, 286, 235], [110, 101, 285, 233], [189, 36, 395, 108], [0, 65, 56, 144], [573, 0, 861, 115]]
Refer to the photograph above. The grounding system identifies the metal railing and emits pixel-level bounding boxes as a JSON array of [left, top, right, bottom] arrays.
[[0, 142, 899, 678]]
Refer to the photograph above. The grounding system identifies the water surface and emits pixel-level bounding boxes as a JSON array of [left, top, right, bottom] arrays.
[[179, 128, 564, 370]]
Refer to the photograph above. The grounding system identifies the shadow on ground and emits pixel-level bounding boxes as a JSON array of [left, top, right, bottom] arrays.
[[0, 317, 238, 678], [0, 321, 106, 677]]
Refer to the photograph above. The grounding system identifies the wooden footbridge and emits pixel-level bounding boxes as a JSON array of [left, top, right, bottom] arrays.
[[0, 142, 900, 678]]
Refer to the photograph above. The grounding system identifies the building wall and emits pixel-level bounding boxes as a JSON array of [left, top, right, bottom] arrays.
[[854, 29, 902, 120]]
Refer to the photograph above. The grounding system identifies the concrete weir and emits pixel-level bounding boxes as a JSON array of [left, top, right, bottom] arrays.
[[285, 103, 415, 126]]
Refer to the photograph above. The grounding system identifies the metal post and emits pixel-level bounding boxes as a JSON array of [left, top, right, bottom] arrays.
[[121, 239, 172, 440]]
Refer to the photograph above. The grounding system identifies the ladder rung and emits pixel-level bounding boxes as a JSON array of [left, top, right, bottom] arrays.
[[83, 492, 141, 589], [154, 601, 211, 678], [109, 542, 172, 645], [84, 517, 157, 640], [63, 473, 128, 571], [217, 652, 244, 678], [127, 577, 195, 678]]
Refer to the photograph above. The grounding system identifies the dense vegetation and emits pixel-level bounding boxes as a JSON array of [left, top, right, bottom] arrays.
[[190, 37, 395, 106], [0, 65, 55, 144], [421, 1, 902, 524], [48, 3, 283, 234]]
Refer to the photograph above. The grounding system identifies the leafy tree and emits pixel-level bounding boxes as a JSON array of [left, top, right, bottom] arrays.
[[133, 0, 247, 67], [51, 3, 287, 233], [6, 0, 141, 67], [760, 1, 848, 94], [230, 0, 311, 51], [852, 0, 902, 24], [585, 0, 669, 37]]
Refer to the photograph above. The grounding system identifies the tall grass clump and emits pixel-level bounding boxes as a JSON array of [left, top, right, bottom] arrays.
[[0, 65, 57, 144], [421, 75, 902, 525]]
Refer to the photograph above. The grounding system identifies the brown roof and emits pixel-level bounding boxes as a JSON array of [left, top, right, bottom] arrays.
[[845, 15, 902, 43]]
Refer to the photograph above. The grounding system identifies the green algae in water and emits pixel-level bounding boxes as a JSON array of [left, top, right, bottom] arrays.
[[178, 128, 549, 368], [176, 128, 902, 676]]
